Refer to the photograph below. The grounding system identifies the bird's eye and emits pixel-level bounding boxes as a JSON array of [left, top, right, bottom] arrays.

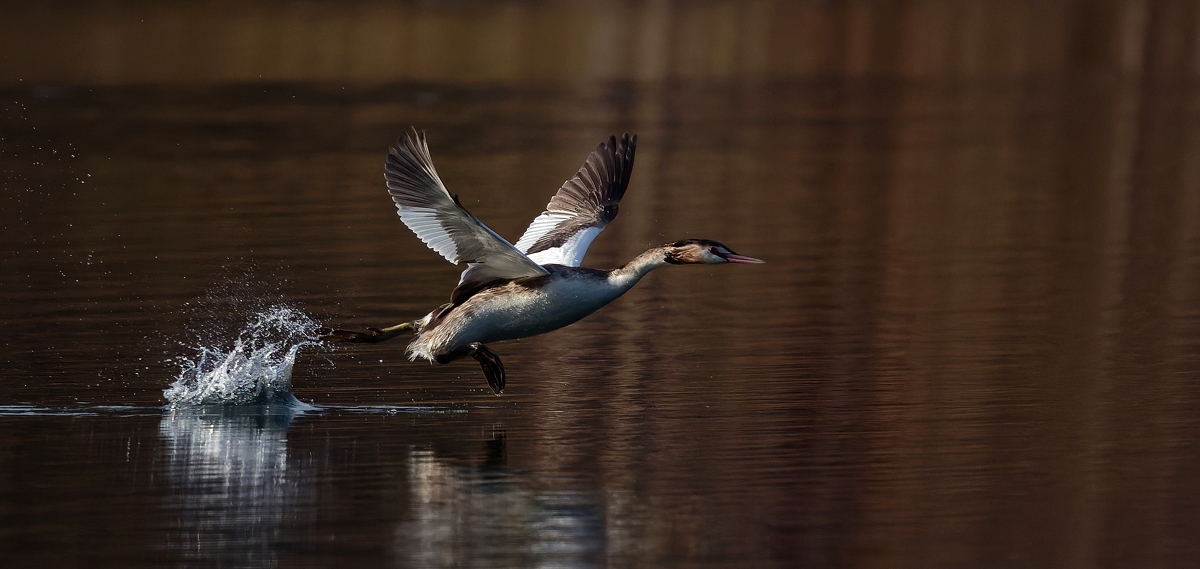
[[709, 247, 719, 255]]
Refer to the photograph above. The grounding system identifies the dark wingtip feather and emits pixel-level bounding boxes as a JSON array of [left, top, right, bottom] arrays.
[[518, 132, 640, 257]]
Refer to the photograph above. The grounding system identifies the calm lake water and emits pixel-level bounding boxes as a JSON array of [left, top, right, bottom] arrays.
[[3, 67, 1200, 569]]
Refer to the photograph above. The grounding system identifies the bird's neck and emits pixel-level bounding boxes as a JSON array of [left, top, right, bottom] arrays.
[[607, 246, 671, 291]]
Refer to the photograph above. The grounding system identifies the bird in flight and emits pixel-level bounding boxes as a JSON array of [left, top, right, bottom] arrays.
[[325, 129, 763, 394]]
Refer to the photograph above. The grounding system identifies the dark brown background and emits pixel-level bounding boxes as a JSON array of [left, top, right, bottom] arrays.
[[1, 1, 1198, 567]]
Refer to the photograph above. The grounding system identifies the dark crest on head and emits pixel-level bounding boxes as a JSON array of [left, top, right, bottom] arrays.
[[664, 238, 723, 264]]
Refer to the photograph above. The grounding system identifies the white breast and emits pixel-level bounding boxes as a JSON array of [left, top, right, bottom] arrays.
[[406, 271, 628, 361]]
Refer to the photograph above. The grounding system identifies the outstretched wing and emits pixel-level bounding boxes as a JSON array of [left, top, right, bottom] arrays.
[[514, 133, 637, 267], [386, 128, 548, 297]]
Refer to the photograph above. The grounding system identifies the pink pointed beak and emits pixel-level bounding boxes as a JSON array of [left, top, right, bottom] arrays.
[[720, 252, 765, 264]]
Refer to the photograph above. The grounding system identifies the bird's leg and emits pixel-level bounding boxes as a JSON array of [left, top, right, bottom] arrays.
[[432, 343, 506, 394], [470, 343, 506, 395], [321, 321, 414, 344]]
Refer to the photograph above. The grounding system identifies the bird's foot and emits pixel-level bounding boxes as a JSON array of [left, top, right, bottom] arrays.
[[320, 328, 383, 343], [320, 322, 414, 344], [470, 343, 506, 395]]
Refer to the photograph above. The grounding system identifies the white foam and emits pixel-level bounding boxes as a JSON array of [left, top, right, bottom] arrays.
[[164, 306, 321, 406]]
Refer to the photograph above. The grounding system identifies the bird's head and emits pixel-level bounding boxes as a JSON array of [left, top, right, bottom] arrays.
[[663, 239, 764, 265]]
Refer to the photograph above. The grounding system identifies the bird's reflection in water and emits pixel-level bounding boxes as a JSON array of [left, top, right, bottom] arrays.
[[396, 427, 606, 568], [158, 404, 313, 567]]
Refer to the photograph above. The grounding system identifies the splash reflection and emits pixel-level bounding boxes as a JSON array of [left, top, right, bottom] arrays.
[[396, 430, 605, 568], [158, 405, 313, 567]]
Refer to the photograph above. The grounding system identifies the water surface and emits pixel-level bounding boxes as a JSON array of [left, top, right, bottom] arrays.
[[2, 72, 1200, 567]]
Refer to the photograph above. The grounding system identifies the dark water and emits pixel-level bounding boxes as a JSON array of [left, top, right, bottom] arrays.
[[4, 15, 1200, 567]]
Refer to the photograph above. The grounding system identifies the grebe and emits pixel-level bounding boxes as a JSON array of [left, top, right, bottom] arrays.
[[324, 129, 763, 394]]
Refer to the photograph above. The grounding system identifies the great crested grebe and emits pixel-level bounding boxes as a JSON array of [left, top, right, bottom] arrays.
[[324, 129, 763, 394]]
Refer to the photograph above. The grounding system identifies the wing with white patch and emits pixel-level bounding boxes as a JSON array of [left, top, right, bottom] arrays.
[[515, 133, 637, 267], [386, 128, 548, 292]]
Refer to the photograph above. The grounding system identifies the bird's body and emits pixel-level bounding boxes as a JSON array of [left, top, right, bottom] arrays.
[[407, 248, 673, 362], [409, 265, 628, 361], [326, 129, 762, 393]]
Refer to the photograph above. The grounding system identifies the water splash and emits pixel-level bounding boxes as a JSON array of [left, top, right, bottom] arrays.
[[164, 306, 322, 406]]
